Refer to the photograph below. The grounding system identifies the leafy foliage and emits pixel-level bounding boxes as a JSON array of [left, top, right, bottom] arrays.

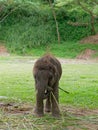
[[0, 0, 98, 53]]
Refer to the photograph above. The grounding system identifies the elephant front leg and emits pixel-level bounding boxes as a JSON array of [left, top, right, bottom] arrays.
[[34, 92, 44, 117], [45, 94, 51, 112], [51, 84, 60, 117]]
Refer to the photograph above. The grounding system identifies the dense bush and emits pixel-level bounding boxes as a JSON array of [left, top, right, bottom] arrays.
[[0, 0, 97, 53], [0, 2, 55, 52]]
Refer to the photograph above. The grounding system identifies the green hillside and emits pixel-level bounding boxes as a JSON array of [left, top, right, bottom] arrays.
[[0, 0, 98, 57]]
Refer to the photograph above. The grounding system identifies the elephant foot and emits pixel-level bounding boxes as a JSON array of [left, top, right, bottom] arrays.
[[34, 108, 44, 117], [52, 113, 61, 118], [34, 111, 44, 117], [52, 109, 61, 118], [35, 113, 44, 117]]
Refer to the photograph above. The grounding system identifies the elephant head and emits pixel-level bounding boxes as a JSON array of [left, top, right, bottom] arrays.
[[33, 62, 57, 99]]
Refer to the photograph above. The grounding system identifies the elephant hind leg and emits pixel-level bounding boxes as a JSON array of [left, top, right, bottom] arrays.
[[45, 94, 51, 113]]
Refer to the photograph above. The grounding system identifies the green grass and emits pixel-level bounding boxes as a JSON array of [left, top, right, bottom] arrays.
[[60, 64, 98, 108], [21, 42, 98, 58], [0, 57, 98, 130], [0, 61, 34, 102], [0, 57, 98, 109]]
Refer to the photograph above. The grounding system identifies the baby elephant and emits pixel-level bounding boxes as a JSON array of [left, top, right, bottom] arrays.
[[33, 54, 62, 117]]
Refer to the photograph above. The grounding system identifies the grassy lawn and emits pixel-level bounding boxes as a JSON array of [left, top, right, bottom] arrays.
[[60, 63, 98, 108], [0, 57, 98, 130]]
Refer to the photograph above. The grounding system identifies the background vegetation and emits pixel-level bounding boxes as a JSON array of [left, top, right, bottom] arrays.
[[0, 0, 98, 56]]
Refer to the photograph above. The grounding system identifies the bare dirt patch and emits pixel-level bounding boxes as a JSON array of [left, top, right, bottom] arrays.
[[0, 102, 98, 130], [62, 106, 98, 130], [0, 45, 9, 56], [76, 49, 96, 60], [78, 34, 98, 60], [80, 34, 98, 44], [0, 102, 33, 114]]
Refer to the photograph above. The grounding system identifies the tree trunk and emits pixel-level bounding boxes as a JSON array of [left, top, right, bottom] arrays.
[[91, 14, 96, 35], [48, 0, 60, 44]]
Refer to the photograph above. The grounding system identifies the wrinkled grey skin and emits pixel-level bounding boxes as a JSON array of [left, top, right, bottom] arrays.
[[33, 54, 62, 117]]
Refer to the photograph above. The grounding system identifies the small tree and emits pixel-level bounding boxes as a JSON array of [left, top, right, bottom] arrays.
[[48, 0, 60, 44], [77, 0, 98, 35], [55, 0, 98, 35]]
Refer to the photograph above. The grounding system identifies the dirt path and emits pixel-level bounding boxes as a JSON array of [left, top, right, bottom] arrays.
[[59, 58, 98, 64]]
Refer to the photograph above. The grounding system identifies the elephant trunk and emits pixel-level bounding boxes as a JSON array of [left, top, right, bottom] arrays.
[[35, 86, 53, 116], [43, 86, 53, 99], [37, 86, 53, 100]]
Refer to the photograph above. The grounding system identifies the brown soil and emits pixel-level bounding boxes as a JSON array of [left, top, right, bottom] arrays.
[[80, 34, 98, 44], [0, 102, 98, 130], [0, 102, 33, 114], [0, 45, 9, 56], [76, 49, 96, 60], [78, 34, 98, 60]]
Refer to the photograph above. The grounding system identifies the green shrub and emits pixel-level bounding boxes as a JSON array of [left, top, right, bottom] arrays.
[[0, 1, 98, 54]]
